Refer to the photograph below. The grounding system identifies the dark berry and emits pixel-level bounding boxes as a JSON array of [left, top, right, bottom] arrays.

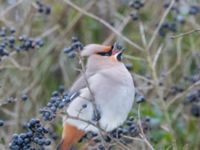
[[125, 63, 133, 71], [8, 36, 15, 44], [10, 27, 16, 34], [59, 85, 65, 94], [0, 120, 4, 127], [130, 0, 144, 10], [189, 6, 199, 15], [130, 12, 139, 21], [82, 104, 87, 108], [64, 47, 73, 53], [191, 104, 200, 117], [45, 6, 51, 15], [21, 94, 28, 101], [136, 94, 145, 103], [38, 6, 44, 13]]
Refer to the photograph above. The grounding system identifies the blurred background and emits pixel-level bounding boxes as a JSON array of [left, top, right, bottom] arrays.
[[0, 0, 200, 149]]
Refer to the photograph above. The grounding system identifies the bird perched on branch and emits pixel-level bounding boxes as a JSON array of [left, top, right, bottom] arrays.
[[57, 43, 135, 150]]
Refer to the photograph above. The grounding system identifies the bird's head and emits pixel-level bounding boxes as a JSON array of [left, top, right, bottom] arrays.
[[81, 43, 124, 62], [110, 43, 124, 62], [81, 44, 113, 57]]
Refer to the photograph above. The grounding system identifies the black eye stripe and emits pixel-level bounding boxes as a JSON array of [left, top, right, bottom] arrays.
[[111, 45, 114, 50], [97, 48, 112, 56]]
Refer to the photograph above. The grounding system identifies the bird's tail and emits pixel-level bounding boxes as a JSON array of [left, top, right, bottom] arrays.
[[57, 124, 85, 150]]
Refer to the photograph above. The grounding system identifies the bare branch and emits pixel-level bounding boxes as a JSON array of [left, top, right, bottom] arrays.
[[170, 28, 200, 39], [63, 0, 144, 52], [137, 104, 155, 150], [152, 44, 164, 69], [167, 80, 200, 108], [146, 0, 175, 51], [103, 16, 131, 45]]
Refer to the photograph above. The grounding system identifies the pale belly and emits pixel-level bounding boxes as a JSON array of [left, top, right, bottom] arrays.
[[65, 70, 135, 132], [95, 83, 135, 131], [90, 72, 135, 132]]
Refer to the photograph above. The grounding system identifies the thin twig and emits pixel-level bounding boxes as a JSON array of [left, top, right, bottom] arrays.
[[0, 0, 24, 26], [146, 0, 175, 51], [38, 25, 60, 39], [144, 2, 178, 149], [138, 104, 155, 150], [76, 50, 105, 143], [132, 73, 153, 83], [8, 57, 31, 71], [170, 28, 200, 39], [152, 44, 164, 69], [0, 0, 23, 18], [139, 21, 147, 47], [124, 54, 145, 62], [61, 0, 96, 38], [63, 0, 144, 52], [166, 37, 182, 75], [167, 80, 200, 108], [103, 16, 131, 45]]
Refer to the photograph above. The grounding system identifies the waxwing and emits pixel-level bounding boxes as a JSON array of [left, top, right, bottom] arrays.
[[57, 44, 135, 150]]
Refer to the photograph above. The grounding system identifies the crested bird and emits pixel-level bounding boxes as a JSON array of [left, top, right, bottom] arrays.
[[57, 44, 135, 150]]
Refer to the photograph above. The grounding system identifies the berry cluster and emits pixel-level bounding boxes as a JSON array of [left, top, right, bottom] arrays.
[[9, 118, 51, 150], [110, 116, 150, 139], [164, 2, 200, 16], [0, 27, 44, 59], [159, 22, 177, 37], [63, 37, 84, 58], [184, 73, 200, 84], [0, 27, 15, 57], [164, 85, 184, 101], [129, 0, 144, 10], [39, 86, 77, 121], [40, 91, 66, 121], [189, 5, 200, 15], [185, 89, 200, 118], [159, 2, 200, 36], [0, 93, 29, 109], [36, 1, 51, 15], [129, 0, 145, 21], [79, 116, 151, 149], [162, 69, 200, 118]]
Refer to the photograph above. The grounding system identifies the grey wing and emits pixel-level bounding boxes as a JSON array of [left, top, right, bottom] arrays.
[[67, 72, 101, 123], [69, 72, 95, 100]]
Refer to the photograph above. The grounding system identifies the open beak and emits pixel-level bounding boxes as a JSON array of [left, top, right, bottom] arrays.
[[112, 48, 124, 61], [111, 43, 124, 56], [111, 47, 124, 56]]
